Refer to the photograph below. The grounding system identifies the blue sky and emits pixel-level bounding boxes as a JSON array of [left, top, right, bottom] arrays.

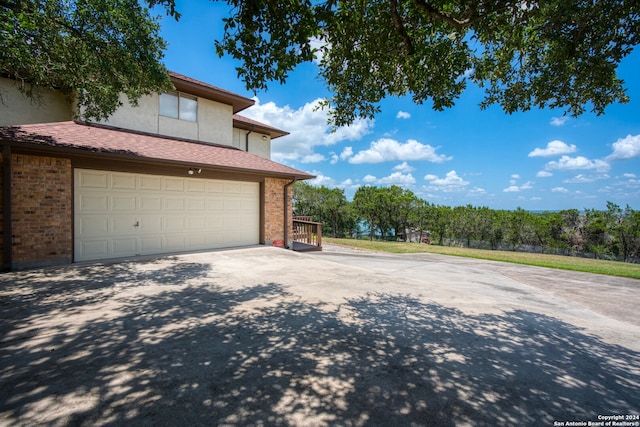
[[156, 1, 640, 211]]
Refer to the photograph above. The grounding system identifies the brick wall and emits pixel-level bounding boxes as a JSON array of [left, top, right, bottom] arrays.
[[264, 177, 293, 245], [11, 154, 72, 269]]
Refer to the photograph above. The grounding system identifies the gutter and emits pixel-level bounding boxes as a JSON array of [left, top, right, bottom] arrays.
[[284, 177, 297, 249]]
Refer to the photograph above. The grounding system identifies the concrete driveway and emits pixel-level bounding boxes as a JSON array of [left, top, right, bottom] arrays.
[[1, 245, 639, 426]]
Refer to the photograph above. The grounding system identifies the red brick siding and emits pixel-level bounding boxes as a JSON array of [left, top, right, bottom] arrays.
[[11, 154, 72, 268], [264, 177, 292, 244]]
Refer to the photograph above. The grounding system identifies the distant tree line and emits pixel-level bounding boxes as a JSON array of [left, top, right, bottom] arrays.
[[293, 182, 640, 263]]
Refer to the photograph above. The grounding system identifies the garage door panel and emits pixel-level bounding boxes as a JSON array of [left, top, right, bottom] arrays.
[[140, 176, 162, 190], [139, 236, 163, 254], [112, 238, 137, 257], [78, 170, 109, 188], [78, 194, 109, 211], [164, 235, 186, 251], [207, 182, 224, 193], [187, 216, 206, 230], [187, 198, 206, 211], [111, 216, 138, 235], [78, 239, 110, 259], [140, 196, 162, 211], [207, 199, 224, 211], [77, 216, 109, 236], [139, 215, 162, 233], [163, 215, 186, 231], [164, 197, 185, 211], [187, 233, 206, 248], [226, 183, 244, 194], [164, 178, 184, 191], [75, 169, 260, 262], [112, 195, 137, 211], [224, 199, 242, 212], [112, 174, 136, 189], [186, 180, 206, 192]]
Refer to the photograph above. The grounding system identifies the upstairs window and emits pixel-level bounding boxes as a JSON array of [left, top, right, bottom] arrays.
[[159, 91, 197, 122]]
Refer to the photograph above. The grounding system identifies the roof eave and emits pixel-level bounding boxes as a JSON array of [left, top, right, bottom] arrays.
[[232, 119, 290, 139], [1, 138, 315, 181], [170, 75, 255, 113]]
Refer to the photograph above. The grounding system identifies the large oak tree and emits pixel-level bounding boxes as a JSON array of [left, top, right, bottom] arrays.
[[2, 1, 639, 125], [218, 0, 639, 126], [1, 0, 178, 121]]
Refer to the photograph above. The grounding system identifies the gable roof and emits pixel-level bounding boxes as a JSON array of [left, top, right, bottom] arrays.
[[0, 121, 314, 180]]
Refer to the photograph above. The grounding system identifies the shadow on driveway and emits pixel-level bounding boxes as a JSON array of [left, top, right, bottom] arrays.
[[1, 257, 639, 426]]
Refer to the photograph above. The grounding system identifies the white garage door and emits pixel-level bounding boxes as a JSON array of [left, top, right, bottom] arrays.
[[74, 169, 260, 262]]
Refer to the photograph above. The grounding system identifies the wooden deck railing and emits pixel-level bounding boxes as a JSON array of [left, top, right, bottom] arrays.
[[292, 217, 322, 251]]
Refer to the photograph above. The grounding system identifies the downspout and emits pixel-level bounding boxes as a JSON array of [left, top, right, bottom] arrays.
[[2, 144, 12, 271], [284, 177, 297, 249], [245, 126, 255, 152]]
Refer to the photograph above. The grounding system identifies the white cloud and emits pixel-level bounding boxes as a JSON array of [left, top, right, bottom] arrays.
[[363, 174, 377, 183], [536, 170, 553, 177], [550, 116, 569, 127], [242, 97, 373, 164], [339, 146, 354, 160], [511, 174, 521, 179], [393, 162, 415, 173], [306, 171, 336, 187], [424, 170, 469, 192], [349, 138, 452, 164], [544, 155, 610, 172], [377, 172, 416, 186], [396, 111, 411, 119], [503, 181, 533, 192], [304, 172, 360, 191], [529, 140, 578, 157], [607, 134, 640, 160], [300, 153, 326, 163], [563, 173, 610, 183], [468, 187, 487, 195], [551, 187, 569, 193], [623, 173, 638, 179]]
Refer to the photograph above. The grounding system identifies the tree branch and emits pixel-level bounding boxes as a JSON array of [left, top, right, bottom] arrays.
[[388, 0, 414, 54], [412, 0, 476, 30]]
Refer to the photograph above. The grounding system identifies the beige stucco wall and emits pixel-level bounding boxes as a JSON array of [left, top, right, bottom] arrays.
[[0, 77, 73, 126], [198, 100, 233, 144], [97, 93, 234, 146], [249, 133, 271, 159], [97, 93, 160, 134], [231, 128, 271, 159]]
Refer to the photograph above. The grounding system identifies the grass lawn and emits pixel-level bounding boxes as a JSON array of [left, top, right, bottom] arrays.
[[324, 237, 640, 280]]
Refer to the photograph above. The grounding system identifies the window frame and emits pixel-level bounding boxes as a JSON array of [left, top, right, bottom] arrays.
[[159, 91, 198, 122]]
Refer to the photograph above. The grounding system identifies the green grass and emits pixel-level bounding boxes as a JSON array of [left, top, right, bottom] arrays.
[[324, 238, 640, 280]]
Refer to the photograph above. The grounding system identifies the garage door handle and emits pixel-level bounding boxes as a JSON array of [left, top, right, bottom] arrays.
[[134, 221, 139, 227]]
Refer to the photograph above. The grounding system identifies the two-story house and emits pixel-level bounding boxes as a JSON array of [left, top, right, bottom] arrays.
[[0, 72, 314, 271]]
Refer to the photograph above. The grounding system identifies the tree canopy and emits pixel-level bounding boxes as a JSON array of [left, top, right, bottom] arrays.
[[2, 1, 639, 124], [0, 0, 179, 121], [294, 182, 640, 262], [218, 0, 640, 126]]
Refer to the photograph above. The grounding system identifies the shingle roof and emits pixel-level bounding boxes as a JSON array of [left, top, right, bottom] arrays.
[[233, 114, 289, 139], [0, 121, 314, 180]]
